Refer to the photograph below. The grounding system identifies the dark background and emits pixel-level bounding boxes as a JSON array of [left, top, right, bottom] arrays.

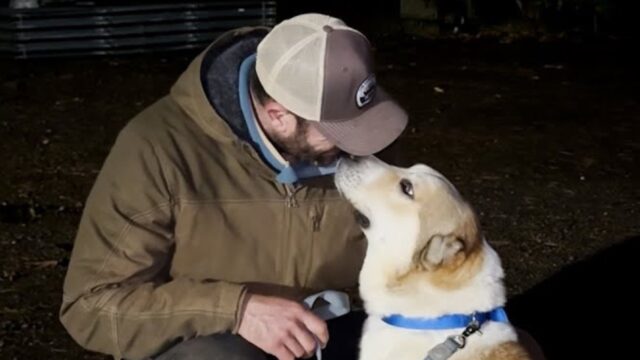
[[1, 0, 639, 358]]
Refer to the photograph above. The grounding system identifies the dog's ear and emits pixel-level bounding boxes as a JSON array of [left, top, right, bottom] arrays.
[[456, 207, 482, 252], [415, 233, 465, 271], [414, 208, 481, 271]]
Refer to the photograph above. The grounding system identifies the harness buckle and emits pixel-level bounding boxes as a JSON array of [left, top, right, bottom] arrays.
[[462, 313, 481, 337]]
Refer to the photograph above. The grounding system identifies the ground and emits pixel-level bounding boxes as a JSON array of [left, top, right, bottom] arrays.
[[0, 36, 638, 359]]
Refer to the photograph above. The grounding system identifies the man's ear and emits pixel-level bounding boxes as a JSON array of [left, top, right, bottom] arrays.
[[263, 101, 296, 134], [265, 106, 287, 130]]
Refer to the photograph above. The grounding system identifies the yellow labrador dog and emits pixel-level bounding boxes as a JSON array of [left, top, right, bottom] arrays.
[[335, 156, 530, 360]]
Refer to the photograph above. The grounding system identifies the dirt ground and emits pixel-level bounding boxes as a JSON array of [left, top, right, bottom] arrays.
[[0, 35, 638, 359]]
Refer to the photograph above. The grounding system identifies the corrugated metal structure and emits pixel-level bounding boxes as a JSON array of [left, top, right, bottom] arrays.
[[0, 1, 276, 58]]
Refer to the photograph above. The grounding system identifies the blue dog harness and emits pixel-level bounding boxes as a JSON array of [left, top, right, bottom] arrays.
[[381, 307, 510, 360], [382, 307, 509, 330]]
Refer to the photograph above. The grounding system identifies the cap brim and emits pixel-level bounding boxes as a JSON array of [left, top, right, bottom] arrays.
[[314, 88, 408, 156]]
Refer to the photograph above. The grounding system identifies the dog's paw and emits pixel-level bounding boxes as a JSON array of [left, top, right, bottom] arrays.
[[419, 234, 464, 270]]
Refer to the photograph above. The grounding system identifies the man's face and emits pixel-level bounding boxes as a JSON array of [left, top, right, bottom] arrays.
[[272, 117, 341, 166]]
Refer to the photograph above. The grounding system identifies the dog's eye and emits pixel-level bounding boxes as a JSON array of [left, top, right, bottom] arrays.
[[354, 210, 371, 229], [400, 179, 414, 199]]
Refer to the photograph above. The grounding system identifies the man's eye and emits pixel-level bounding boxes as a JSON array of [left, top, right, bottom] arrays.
[[400, 179, 414, 199]]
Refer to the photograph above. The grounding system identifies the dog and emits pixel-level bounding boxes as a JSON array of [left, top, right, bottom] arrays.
[[335, 156, 531, 360]]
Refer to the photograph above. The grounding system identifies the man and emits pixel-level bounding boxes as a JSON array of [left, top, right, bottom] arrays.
[[60, 14, 407, 360]]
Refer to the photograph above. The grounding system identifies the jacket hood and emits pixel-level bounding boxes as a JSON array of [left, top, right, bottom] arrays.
[[169, 27, 268, 145]]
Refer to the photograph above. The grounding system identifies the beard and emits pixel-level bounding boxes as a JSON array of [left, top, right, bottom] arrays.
[[271, 118, 339, 166]]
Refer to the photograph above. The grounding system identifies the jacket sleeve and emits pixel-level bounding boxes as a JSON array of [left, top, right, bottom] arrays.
[[59, 121, 247, 359]]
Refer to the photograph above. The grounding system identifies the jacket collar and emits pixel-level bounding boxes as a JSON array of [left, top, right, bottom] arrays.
[[169, 28, 278, 182], [169, 27, 337, 185]]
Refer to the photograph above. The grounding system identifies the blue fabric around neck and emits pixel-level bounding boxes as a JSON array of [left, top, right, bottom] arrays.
[[382, 307, 509, 330], [237, 54, 336, 184]]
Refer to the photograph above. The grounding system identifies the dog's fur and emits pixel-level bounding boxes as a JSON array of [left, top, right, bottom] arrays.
[[335, 156, 530, 360]]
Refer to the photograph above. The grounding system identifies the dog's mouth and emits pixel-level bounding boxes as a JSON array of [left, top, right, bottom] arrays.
[[353, 209, 371, 229]]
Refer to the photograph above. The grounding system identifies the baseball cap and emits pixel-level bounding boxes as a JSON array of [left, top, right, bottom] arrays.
[[255, 13, 408, 156]]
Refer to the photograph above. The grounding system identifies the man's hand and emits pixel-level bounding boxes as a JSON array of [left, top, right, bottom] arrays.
[[237, 293, 329, 360]]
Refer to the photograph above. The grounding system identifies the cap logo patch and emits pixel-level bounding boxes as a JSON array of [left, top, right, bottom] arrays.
[[356, 74, 376, 108]]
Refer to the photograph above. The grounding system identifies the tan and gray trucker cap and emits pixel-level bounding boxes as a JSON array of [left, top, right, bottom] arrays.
[[255, 13, 408, 156]]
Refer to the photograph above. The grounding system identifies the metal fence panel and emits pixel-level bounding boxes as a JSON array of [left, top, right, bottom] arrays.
[[1, 1, 277, 58]]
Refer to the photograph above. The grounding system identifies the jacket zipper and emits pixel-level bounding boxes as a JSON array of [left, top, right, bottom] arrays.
[[312, 213, 321, 232], [284, 185, 299, 208]]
